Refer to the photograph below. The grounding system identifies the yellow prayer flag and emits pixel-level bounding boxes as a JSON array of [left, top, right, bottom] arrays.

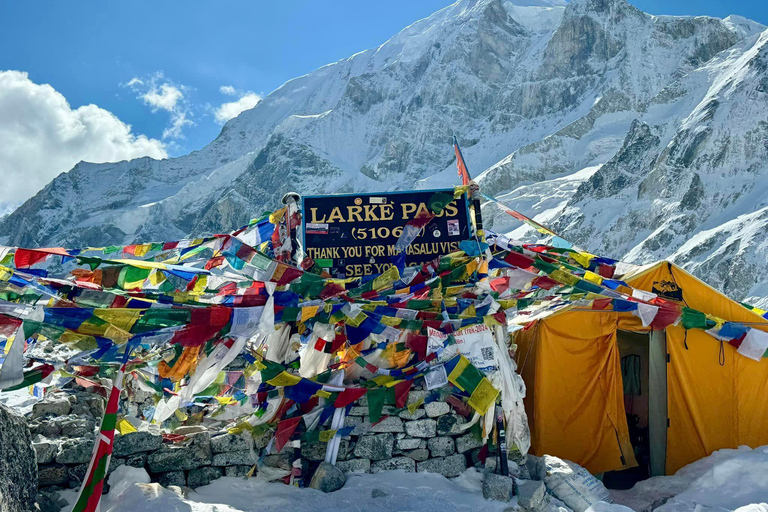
[[116, 419, 137, 435], [571, 251, 595, 269], [407, 398, 424, 414], [583, 271, 603, 285], [467, 378, 499, 415], [267, 371, 302, 387], [301, 306, 320, 323], [319, 429, 337, 442]]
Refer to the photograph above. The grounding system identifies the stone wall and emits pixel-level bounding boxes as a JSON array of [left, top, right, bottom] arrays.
[[31, 382, 489, 495]]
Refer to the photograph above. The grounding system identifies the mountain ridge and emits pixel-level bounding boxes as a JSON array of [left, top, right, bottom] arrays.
[[3, 0, 768, 306]]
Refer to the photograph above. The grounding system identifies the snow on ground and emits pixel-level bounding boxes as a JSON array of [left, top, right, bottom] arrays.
[[60, 445, 768, 512], [611, 445, 768, 512], [0, 387, 40, 415]]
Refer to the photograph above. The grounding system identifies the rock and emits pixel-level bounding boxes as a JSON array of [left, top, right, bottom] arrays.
[[427, 437, 455, 457], [353, 433, 393, 461], [302, 439, 350, 462], [646, 497, 671, 512], [113, 431, 163, 457], [348, 406, 368, 416], [212, 450, 254, 467], [55, 438, 94, 464], [224, 465, 253, 477], [345, 415, 371, 436], [336, 459, 371, 473], [154, 471, 186, 487], [173, 425, 207, 436], [146, 433, 212, 472], [35, 489, 66, 512], [424, 401, 450, 417], [35, 490, 67, 512], [67, 464, 88, 489], [483, 473, 515, 502], [31, 397, 71, 418], [371, 488, 389, 498], [371, 457, 416, 473], [516, 479, 549, 512], [309, 462, 346, 493], [166, 485, 188, 498], [405, 448, 429, 461], [38, 464, 69, 487], [436, 414, 465, 435], [187, 467, 224, 488], [370, 416, 404, 433], [263, 452, 292, 470], [211, 433, 249, 453], [406, 391, 429, 406], [404, 419, 436, 438], [455, 434, 483, 454], [398, 408, 426, 420], [396, 438, 422, 450], [252, 429, 273, 450], [417, 454, 466, 478], [33, 439, 59, 465]]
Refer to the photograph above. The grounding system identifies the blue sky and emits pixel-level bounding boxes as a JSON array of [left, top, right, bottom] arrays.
[[0, 0, 765, 211]]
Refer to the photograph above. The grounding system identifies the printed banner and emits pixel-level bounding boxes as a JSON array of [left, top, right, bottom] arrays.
[[303, 190, 470, 278]]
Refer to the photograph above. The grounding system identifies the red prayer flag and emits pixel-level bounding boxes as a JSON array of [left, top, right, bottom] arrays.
[[334, 387, 368, 408], [274, 416, 302, 453], [454, 136, 471, 186], [394, 380, 413, 408]]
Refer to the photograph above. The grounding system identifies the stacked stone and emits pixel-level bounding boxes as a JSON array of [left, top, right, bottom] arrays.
[[31, 384, 490, 496], [333, 389, 484, 477]]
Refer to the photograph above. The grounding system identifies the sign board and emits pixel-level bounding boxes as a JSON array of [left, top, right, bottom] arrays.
[[302, 189, 471, 278]]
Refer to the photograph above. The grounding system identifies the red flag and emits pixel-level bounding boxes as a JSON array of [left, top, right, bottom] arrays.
[[394, 380, 413, 408], [334, 387, 368, 408], [454, 136, 471, 186], [274, 416, 302, 453]]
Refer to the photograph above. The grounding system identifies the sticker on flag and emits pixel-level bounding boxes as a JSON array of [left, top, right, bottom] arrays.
[[425, 364, 448, 390]]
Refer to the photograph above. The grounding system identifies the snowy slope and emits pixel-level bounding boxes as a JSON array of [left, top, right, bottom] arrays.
[[2, 0, 768, 304]]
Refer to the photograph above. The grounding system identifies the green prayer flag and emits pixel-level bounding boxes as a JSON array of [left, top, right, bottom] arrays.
[[367, 387, 387, 423]]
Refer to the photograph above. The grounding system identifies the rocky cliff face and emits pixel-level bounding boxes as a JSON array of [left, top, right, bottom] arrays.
[[0, 402, 37, 512], [2, 0, 768, 304]]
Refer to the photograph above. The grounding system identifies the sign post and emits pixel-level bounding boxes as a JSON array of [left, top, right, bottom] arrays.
[[302, 189, 470, 278]]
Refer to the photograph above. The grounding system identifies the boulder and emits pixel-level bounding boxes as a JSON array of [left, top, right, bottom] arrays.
[[436, 414, 465, 435], [370, 416, 405, 433], [66, 464, 88, 489], [405, 449, 429, 461], [302, 439, 350, 462], [353, 434, 393, 461], [154, 471, 186, 487], [398, 408, 426, 420], [38, 464, 69, 487], [187, 467, 224, 488], [35, 489, 67, 512], [482, 473, 515, 502], [146, 433, 212, 472], [33, 438, 59, 465], [113, 431, 163, 457], [31, 396, 71, 419], [404, 419, 436, 438], [417, 454, 466, 478], [212, 450, 254, 467], [211, 433, 248, 454], [0, 403, 37, 511], [424, 401, 450, 418], [371, 457, 416, 473], [348, 406, 368, 416], [55, 437, 95, 465], [309, 462, 346, 493], [427, 437, 455, 457], [336, 459, 371, 473], [262, 452, 292, 470], [516, 479, 549, 512], [224, 465, 253, 477], [396, 438, 423, 451], [371, 488, 389, 498], [455, 434, 483, 454]]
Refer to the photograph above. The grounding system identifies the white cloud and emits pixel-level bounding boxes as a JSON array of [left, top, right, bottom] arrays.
[[219, 85, 236, 96], [143, 83, 183, 112], [0, 70, 167, 213], [214, 92, 262, 124], [124, 72, 193, 140]]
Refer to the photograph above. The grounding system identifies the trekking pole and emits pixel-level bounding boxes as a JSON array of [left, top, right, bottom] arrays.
[[495, 403, 509, 476]]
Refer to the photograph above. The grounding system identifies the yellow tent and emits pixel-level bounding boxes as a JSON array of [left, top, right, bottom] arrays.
[[515, 261, 768, 476]]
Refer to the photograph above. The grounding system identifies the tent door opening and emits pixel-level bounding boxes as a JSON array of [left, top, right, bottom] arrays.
[[604, 329, 667, 488]]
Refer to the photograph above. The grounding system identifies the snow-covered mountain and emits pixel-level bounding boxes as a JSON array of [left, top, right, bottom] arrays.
[[2, 0, 768, 305]]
